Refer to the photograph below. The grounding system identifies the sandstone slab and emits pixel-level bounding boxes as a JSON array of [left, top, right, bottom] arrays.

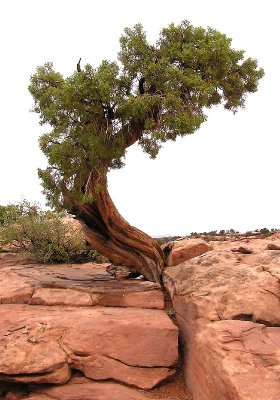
[[0, 258, 164, 309], [0, 252, 36, 268], [0, 304, 178, 388], [30, 376, 149, 400], [71, 354, 175, 389], [0, 270, 34, 304]]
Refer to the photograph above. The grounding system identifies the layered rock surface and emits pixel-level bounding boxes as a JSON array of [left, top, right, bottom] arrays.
[[0, 255, 164, 309], [164, 235, 280, 400], [29, 376, 150, 400], [0, 304, 177, 387], [0, 253, 179, 399]]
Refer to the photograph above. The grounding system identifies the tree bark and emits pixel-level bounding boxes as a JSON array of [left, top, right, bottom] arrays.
[[73, 165, 166, 283]]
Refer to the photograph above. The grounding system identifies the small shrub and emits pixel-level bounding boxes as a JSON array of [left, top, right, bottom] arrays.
[[227, 229, 239, 234], [245, 231, 253, 237], [167, 309, 176, 318], [259, 227, 273, 237], [0, 200, 100, 263]]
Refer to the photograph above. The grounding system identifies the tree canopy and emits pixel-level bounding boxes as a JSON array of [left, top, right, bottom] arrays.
[[29, 20, 264, 211]]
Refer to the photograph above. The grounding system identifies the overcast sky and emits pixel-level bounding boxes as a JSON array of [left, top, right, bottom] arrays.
[[0, 0, 279, 236]]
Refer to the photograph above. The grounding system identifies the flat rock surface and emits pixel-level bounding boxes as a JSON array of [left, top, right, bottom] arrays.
[[0, 253, 164, 309], [164, 235, 280, 400]]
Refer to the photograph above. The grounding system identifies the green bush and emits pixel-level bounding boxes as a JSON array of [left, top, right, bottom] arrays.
[[259, 227, 274, 237], [0, 200, 100, 263]]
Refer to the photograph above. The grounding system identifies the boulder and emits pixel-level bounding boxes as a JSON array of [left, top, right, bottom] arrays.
[[267, 243, 280, 250], [231, 246, 253, 254], [164, 239, 213, 266], [164, 246, 280, 400]]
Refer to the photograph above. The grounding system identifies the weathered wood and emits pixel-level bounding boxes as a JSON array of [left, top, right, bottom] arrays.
[[74, 166, 165, 283]]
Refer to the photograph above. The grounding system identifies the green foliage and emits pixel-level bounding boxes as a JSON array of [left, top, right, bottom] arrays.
[[167, 309, 176, 318], [259, 227, 274, 237], [29, 20, 264, 211], [155, 235, 182, 245], [0, 204, 23, 225], [0, 200, 100, 263]]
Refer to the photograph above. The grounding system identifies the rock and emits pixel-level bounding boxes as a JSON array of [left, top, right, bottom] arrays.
[[0, 252, 36, 268], [166, 239, 213, 266], [187, 320, 280, 400], [231, 246, 253, 254], [164, 246, 280, 400], [0, 253, 178, 395], [106, 264, 139, 279], [0, 304, 178, 388], [0, 271, 34, 304], [267, 243, 280, 250], [165, 254, 280, 325], [0, 261, 164, 309], [29, 288, 94, 306], [30, 376, 149, 400], [71, 354, 175, 389]]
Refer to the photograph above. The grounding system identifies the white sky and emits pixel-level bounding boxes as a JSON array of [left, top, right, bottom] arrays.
[[0, 0, 279, 236]]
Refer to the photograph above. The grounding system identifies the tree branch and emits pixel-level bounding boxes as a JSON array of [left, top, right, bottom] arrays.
[[139, 77, 145, 95], [77, 58, 82, 73]]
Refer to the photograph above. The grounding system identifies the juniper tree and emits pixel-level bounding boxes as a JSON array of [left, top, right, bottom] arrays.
[[29, 21, 264, 282]]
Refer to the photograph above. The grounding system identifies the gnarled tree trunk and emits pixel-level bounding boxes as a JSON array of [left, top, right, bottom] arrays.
[[73, 165, 166, 283]]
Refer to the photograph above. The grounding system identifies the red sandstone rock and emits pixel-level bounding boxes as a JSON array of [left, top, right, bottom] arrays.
[[164, 245, 280, 400], [188, 321, 280, 400], [0, 270, 34, 304], [71, 354, 175, 389], [0, 252, 36, 267], [267, 243, 280, 250], [29, 287, 94, 306], [0, 259, 164, 309], [166, 238, 213, 266], [165, 254, 280, 324], [0, 305, 178, 388], [31, 376, 149, 399], [0, 253, 177, 395]]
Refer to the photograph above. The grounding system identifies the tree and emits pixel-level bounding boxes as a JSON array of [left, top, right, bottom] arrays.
[[28, 21, 264, 283]]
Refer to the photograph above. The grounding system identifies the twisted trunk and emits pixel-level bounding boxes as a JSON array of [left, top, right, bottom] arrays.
[[73, 165, 166, 283]]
